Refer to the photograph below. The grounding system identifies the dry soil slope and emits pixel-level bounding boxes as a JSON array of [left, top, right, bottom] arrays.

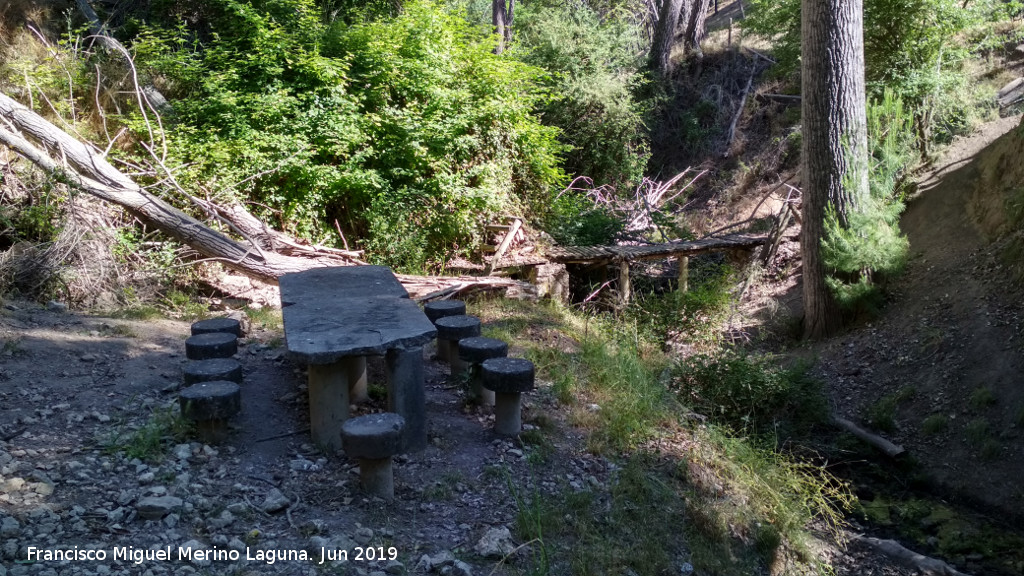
[[819, 114, 1024, 513]]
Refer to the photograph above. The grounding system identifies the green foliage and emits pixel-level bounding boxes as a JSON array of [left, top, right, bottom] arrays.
[[866, 387, 915, 433], [922, 413, 949, 435], [822, 92, 914, 312], [131, 0, 566, 271], [744, 0, 1005, 143], [629, 260, 734, 346], [670, 351, 827, 436], [512, 1, 651, 189], [513, 457, 686, 576], [545, 191, 623, 246], [103, 406, 193, 462]]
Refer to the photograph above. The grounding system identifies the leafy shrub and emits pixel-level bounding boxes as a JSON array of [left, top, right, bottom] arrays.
[[545, 191, 623, 246], [130, 0, 566, 271], [670, 351, 826, 436], [512, 1, 651, 189], [822, 91, 913, 311]]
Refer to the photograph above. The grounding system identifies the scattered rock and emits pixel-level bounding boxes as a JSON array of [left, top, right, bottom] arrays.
[[179, 539, 211, 567], [261, 488, 291, 513], [136, 496, 183, 520], [446, 560, 474, 576], [474, 526, 515, 559], [0, 516, 20, 538]]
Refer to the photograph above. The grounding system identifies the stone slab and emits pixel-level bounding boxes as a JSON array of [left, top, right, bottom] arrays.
[[283, 297, 436, 364], [279, 266, 408, 306]]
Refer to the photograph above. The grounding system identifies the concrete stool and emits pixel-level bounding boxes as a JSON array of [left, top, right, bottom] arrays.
[[435, 315, 481, 368], [185, 332, 238, 360], [458, 337, 508, 406], [424, 300, 466, 361], [341, 413, 405, 501], [190, 317, 242, 337], [481, 358, 535, 436], [183, 358, 243, 386], [179, 381, 241, 443]]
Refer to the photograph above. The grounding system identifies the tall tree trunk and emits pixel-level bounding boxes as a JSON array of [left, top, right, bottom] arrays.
[[492, 0, 514, 55], [800, 0, 869, 339], [682, 0, 711, 56], [650, 0, 685, 76]]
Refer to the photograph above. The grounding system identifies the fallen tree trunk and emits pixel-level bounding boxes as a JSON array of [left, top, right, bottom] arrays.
[[0, 91, 533, 297], [832, 416, 906, 458], [855, 535, 971, 576]]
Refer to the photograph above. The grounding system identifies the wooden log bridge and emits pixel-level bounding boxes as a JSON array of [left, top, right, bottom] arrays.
[[544, 232, 769, 305]]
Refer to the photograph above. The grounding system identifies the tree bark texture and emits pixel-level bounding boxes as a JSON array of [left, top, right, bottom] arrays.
[[799, 0, 869, 339], [650, 0, 684, 76], [492, 0, 514, 54], [682, 0, 711, 55]]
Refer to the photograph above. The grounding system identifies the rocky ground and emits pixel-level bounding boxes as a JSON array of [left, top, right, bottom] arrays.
[[0, 296, 941, 576], [0, 302, 625, 576]]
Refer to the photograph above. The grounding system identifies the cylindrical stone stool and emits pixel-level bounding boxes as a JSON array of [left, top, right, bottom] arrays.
[[179, 381, 241, 443], [340, 413, 406, 501], [435, 315, 481, 369], [183, 358, 243, 386], [458, 337, 508, 406], [190, 317, 243, 337], [185, 332, 238, 360], [481, 358, 535, 436], [424, 301, 466, 362]]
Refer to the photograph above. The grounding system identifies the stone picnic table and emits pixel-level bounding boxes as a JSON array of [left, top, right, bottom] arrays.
[[279, 266, 435, 452]]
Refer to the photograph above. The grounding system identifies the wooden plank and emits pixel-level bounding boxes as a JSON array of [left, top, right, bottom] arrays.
[[547, 233, 768, 264], [486, 218, 524, 275]]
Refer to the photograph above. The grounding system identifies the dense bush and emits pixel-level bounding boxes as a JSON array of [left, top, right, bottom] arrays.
[[743, 0, 1005, 144], [512, 2, 651, 191], [671, 351, 826, 436], [130, 0, 566, 271], [821, 91, 913, 311]]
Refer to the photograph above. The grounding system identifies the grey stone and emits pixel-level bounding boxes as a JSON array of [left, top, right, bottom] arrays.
[[179, 539, 210, 567], [423, 300, 466, 324], [179, 381, 241, 421], [0, 516, 20, 538], [386, 347, 427, 452], [182, 359, 242, 386], [474, 526, 515, 559], [434, 315, 481, 341], [341, 414, 405, 460], [190, 317, 242, 337], [353, 526, 374, 546], [185, 333, 238, 360], [281, 297, 435, 363], [419, 550, 455, 571], [279, 266, 409, 305], [46, 301, 67, 313], [458, 337, 508, 363], [173, 444, 192, 460], [450, 560, 474, 576], [136, 496, 183, 520], [261, 488, 290, 513], [383, 559, 405, 575], [480, 358, 535, 393]]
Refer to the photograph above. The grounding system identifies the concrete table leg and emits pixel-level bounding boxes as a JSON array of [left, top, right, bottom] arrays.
[[386, 347, 427, 452], [358, 457, 395, 501], [347, 356, 369, 403], [307, 362, 350, 452], [494, 392, 523, 436]]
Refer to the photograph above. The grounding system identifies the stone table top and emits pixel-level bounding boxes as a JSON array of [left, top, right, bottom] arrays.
[[279, 266, 409, 306], [282, 296, 436, 364]]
